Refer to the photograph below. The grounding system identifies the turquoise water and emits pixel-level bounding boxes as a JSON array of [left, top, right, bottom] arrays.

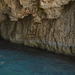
[[0, 39, 75, 75]]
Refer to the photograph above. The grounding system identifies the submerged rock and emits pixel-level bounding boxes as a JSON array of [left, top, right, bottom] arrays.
[[0, 0, 75, 56]]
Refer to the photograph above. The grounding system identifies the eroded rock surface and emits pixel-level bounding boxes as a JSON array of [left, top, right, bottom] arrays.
[[0, 0, 75, 56]]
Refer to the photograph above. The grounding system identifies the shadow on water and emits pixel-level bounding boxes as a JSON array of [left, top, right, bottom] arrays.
[[0, 38, 75, 75]]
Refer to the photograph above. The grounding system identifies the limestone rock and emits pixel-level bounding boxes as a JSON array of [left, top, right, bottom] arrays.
[[0, 0, 75, 56]]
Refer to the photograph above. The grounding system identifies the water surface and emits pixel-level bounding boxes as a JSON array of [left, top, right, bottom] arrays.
[[0, 39, 75, 75]]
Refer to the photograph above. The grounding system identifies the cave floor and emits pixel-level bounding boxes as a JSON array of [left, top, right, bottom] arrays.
[[0, 39, 75, 75]]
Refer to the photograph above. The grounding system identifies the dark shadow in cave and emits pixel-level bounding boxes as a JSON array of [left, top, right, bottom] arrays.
[[0, 35, 75, 64]]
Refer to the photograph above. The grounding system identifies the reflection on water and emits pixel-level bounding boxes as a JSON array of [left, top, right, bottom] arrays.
[[0, 39, 75, 75]]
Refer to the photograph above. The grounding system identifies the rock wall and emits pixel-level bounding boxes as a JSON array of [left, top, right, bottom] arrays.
[[0, 0, 75, 56]]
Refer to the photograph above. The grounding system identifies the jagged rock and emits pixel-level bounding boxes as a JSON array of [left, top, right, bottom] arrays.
[[0, 0, 75, 56]]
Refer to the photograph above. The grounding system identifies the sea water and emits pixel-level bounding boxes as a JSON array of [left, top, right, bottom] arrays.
[[0, 39, 75, 75]]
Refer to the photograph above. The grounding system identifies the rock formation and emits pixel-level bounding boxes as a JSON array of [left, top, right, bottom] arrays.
[[0, 0, 75, 56]]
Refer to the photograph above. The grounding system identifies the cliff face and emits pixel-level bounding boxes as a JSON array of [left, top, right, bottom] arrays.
[[0, 0, 75, 56]]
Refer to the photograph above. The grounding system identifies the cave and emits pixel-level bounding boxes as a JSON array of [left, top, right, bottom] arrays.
[[0, 0, 75, 74]]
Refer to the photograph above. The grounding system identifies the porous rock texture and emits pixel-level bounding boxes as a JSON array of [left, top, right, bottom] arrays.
[[0, 0, 75, 56]]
